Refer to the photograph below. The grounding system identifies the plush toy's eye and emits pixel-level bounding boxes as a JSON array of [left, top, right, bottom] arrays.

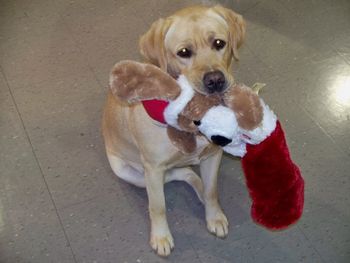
[[193, 120, 201, 126], [177, 48, 192, 58], [213, 39, 226, 50]]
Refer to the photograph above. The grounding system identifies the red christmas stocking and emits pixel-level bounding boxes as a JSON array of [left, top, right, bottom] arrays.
[[242, 121, 304, 230]]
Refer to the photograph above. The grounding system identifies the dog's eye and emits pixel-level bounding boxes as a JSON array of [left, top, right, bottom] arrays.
[[213, 39, 226, 50], [177, 48, 192, 58]]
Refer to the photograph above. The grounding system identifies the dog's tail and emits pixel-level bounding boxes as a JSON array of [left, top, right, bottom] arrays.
[[165, 168, 204, 203]]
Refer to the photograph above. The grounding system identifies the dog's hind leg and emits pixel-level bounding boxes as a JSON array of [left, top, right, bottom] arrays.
[[107, 151, 203, 202], [106, 152, 146, 188], [165, 167, 204, 203]]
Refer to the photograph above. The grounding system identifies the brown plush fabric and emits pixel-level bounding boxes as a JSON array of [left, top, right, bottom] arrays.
[[173, 93, 222, 138], [224, 84, 263, 130], [169, 93, 222, 152], [177, 115, 199, 134], [110, 60, 181, 102], [167, 126, 197, 154], [181, 93, 222, 122]]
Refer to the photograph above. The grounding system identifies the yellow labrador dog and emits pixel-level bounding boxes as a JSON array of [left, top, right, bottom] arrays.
[[102, 5, 245, 257]]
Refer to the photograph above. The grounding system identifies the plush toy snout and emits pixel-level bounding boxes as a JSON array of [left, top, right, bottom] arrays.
[[196, 105, 238, 147], [193, 121, 231, 146], [211, 135, 232, 147]]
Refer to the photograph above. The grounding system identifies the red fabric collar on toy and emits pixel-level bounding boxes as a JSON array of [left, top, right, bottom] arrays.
[[142, 99, 169, 124]]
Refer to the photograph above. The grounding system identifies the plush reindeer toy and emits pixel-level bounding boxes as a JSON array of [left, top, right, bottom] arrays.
[[109, 60, 304, 230]]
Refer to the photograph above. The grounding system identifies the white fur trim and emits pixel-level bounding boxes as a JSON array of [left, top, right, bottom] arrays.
[[241, 99, 277, 144], [223, 142, 247, 157], [164, 75, 195, 129], [198, 106, 238, 139]]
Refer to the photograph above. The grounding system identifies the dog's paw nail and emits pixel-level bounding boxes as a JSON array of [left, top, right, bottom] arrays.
[[150, 234, 174, 257], [207, 214, 229, 238]]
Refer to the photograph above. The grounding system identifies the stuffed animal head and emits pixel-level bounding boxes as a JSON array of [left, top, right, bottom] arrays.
[[109, 60, 263, 154], [109, 60, 222, 134]]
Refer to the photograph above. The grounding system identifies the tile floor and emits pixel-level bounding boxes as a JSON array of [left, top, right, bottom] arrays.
[[1, 0, 350, 262]]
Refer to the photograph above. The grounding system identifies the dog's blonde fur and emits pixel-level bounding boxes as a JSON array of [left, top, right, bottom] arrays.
[[102, 5, 245, 257], [140, 5, 245, 94]]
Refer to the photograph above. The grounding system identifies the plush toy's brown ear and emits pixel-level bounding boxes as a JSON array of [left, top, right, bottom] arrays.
[[174, 93, 222, 133], [181, 93, 222, 123], [167, 126, 197, 154], [109, 60, 181, 103], [139, 18, 172, 71], [224, 84, 263, 130], [177, 115, 199, 134], [213, 5, 246, 60]]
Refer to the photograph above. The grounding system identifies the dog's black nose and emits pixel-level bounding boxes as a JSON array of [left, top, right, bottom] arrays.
[[211, 135, 232, 147], [203, 71, 226, 93]]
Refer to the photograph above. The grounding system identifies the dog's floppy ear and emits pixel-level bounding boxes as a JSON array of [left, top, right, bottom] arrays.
[[139, 18, 172, 71], [213, 5, 246, 60], [109, 60, 181, 103]]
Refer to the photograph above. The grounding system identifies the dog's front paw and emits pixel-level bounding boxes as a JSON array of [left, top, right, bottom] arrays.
[[206, 211, 229, 238], [150, 231, 174, 257]]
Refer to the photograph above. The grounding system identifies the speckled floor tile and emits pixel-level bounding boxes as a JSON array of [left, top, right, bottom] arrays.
[[58, 189, 203, 263], [1, 0, 350, 262], [0, 71, 75, 263]]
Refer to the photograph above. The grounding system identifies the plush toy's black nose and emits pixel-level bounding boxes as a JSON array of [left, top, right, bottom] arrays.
[[203, 70, 226, 93], [211, 135, 232, 147]]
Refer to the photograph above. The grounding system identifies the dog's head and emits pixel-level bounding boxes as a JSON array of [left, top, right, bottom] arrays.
[[139, 5, 245, 95]]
